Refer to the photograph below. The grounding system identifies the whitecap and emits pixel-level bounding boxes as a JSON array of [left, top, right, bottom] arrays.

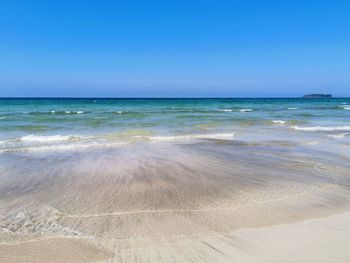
[[20, 134, 90, 143], [65, 111, 71, 114], [239, 109, 252, 112], [344, 107, 350, 110], [288, 107, 298, 110], [50, 111, 56, 114], [22, 142, 127, 152], [77, 111, 84, 114], [272, 120, 286, 124], [218, 109, 232, 112], [0, 117, 6, 120], [291, 126, 350, 132]]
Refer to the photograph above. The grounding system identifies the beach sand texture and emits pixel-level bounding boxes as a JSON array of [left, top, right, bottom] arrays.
[[1, 139, 350, 262]]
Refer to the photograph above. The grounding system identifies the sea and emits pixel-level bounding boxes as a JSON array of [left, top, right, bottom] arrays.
[[0, 98, 349, 152]]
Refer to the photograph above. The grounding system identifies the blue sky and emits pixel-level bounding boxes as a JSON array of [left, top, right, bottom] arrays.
[[1, 0, 349, 97]]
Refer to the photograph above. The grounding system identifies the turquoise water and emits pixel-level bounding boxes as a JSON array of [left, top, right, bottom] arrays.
[[0, 98, 350, 152]]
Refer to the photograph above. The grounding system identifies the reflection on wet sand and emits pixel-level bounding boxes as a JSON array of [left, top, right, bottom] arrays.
[[1, 139, 350, 262]]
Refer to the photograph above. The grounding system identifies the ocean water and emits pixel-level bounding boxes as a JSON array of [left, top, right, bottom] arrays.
[[0, 98, 350, 152]]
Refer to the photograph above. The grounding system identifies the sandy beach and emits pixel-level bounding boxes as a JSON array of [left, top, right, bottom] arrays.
[[1, 138, 350, 263]]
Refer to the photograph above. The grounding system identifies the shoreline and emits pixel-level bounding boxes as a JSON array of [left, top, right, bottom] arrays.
[[1, 209, 350, 263]]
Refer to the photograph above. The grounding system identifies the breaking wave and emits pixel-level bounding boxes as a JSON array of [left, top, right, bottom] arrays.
[[272, 120, 286, 124], [20, 134, 90, 143], [291, 126, 350, 132]]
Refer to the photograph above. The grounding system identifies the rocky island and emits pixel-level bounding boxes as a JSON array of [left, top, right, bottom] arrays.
[[303, 94, 332, 98]]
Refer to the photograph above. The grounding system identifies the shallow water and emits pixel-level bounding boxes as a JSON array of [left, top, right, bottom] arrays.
[[0, 98, 350, 152]]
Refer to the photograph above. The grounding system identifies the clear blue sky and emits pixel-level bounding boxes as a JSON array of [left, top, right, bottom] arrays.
[[1, 0, 349, 97]]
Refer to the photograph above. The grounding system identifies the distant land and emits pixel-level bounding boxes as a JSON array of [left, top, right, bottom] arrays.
[[303, 94, 333, 98]]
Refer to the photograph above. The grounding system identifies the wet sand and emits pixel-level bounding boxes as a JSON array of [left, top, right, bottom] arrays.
[[1, 140, 350, 262], [2, 212, 350, 263]]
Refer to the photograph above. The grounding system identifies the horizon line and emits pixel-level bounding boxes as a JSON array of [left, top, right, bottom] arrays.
[[0, 96, 347, 99]]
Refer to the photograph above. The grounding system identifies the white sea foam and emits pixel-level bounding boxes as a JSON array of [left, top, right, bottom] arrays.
[[64, 110, 84, 114], [116, 111, 124, 114], [291, 126, 350, 132], [20, 142, 127, 152], [6, 132, 236, 152], [149, 133, 235, 142], [50, 111, 56, 114], [218, 109, 232, 112], [0, 117, 6, 120], [20, 134, 89, 143], [288, 107, 298, 110], [344, 107, 350, 110], [272, 120, 286, 124], [239, 109, 252, 112]]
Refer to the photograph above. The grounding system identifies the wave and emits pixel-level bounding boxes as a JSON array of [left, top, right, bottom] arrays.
[[288, 107, 298, 110], [344, 107, 350, 110], [239, 109, 252, 112], [149, 133, 235, 142], [291, 126, 350, 132], [1, 141, 129, 153], [21, 142, 127, 152], [0, 117, 6, 120], [218, 109, 232, 112], [272, 120, 286, 124], [27, 110, 86, 115], [20, 134, 90, 143], [106, 130, 235, 142], [0, 132, 237, 153], [63, 111, 84, 114], [24, 132, 235, 143]]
